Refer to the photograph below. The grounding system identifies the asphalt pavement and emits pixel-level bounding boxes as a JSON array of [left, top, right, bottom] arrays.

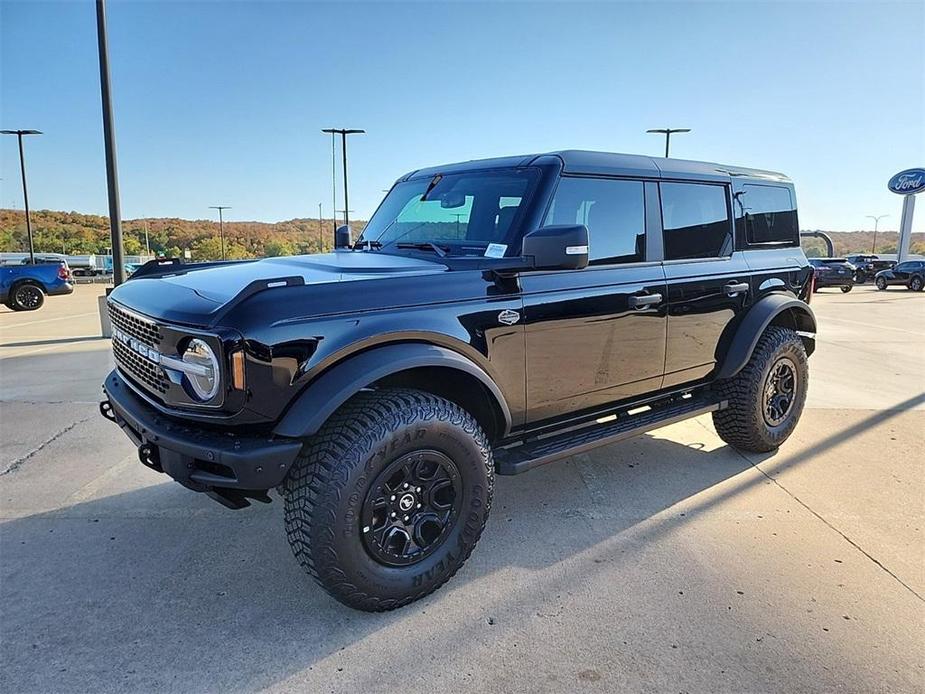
[[1, 283, 923, 693]]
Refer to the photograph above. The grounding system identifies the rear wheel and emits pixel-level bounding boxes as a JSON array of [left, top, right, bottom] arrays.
[[283, 388, 493, 611], [855, 271, 867, 284], [876, 276, 888, 291], [910, 276, 924, 292], [712, 326, 808, 453], [840, 284, 852, 293], [10, 282, 45, 311]]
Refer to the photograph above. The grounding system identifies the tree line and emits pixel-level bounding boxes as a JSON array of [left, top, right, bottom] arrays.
[[1, 208, 922, 260], [0, 208, 366, 259]]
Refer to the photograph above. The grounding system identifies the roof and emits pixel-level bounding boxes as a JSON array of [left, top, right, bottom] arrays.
[[401, 149, 790, 184]]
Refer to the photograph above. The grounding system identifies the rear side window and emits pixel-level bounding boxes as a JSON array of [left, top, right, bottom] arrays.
[[740, 184, 798, 245], [544, 177, 646, 265], [660, 183, 731, 260]]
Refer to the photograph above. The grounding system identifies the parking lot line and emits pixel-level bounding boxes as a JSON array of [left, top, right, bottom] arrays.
[[0, 311, 99, 330]]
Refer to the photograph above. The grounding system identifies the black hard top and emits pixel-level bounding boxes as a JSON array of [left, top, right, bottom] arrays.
[[401, 150, 790, 185]]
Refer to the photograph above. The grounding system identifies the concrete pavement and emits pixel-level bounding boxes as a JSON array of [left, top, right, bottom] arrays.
[[1, 283, 923, 693]]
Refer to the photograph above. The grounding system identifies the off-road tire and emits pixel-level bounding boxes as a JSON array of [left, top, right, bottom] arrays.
[[9, 282, 45, 311], [840, 284, 852, 293], [712, 326, 808, 453], [910, 276, 924, 292], [283, 388, 494, 611], [876, 276, 888, 290], [854, 271, 867, 284]]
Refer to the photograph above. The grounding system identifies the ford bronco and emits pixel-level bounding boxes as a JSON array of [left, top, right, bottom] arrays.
[[100, 150, 815, 611]]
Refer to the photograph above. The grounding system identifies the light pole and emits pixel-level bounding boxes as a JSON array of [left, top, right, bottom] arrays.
[[142, 216, 150, 256], [865, 214, 889, 254], [209, 205, 231, 260], [1, 129, 42, 264], [95, 0, 125, 286], [646, 127, 691, 158], [318, 202, 323, 250], [322, 128, 364, 232]]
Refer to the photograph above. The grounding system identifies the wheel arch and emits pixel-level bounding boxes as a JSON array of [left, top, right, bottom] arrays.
[[273, 342, 512, 442], [716, 294, 816, 380]]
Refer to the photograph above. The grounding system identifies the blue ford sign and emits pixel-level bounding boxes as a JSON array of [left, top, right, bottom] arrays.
[[888, 168, 925, 195]]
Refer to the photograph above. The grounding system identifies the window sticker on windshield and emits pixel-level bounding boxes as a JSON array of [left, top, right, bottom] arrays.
[[484, 243, 507, 258]]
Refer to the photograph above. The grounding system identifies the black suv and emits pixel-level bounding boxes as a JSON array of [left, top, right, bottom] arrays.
[[100, 151, 815, 611], [808, 258, 856, 292], [875, 260, 925, 291]]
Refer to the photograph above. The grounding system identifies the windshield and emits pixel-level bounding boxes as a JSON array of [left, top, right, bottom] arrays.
[[358, 168, 540, 256]]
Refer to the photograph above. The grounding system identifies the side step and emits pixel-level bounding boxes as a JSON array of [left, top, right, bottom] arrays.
[[494, 393, 727, 475]]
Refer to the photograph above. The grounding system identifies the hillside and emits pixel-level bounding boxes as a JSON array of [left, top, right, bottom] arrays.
[[0, 208, 367, 259], [1, 208, 922, 260]]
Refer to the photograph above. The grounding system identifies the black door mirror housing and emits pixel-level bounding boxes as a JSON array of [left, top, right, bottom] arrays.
[[335, 225, 352, 249], [521, 224, 589, 271]]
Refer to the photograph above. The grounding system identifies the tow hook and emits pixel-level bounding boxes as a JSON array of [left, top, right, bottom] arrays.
[[138, 443, 163, 473], [99, 400, 117, 423]]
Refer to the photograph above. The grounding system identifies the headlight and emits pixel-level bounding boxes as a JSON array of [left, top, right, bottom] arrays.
[[181, 338, 220, 401]]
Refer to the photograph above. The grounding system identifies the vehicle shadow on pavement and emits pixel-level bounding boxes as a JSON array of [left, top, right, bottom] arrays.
[[0, 431, 757, 691]]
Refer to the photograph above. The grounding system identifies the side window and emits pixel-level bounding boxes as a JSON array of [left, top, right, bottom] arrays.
[[739, 184, 798, 245], [544, 177, 645, 265], [660, 182, 732, 260]]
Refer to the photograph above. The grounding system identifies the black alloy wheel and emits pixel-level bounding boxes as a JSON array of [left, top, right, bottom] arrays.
[[11, 283, 45, 311], [283, 388, 493, 611], [762, 357, 797, 427], [361, 450, 462, 566]]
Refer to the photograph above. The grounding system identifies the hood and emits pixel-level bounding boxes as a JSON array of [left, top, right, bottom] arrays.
[[109, 251, 446, 326]]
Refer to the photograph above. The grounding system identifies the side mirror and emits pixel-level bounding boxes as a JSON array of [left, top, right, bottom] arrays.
[[521, 224, 589, 271], [335, 225, 352, 249]]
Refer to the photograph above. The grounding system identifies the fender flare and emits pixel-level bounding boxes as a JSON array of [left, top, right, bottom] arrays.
[[716, 294, 816, 380], [273, 343, 513, 439]]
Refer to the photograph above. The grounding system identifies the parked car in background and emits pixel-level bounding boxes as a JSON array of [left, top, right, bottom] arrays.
[[808, 258, 855, 292], [875, 260, 925, 291], [845, 254, 895, 283], [0, 260, 73, 310]]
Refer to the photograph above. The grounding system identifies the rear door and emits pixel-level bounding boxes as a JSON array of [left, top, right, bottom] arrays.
[[522, 177, 667, 424], [660, 181, 752, 388]]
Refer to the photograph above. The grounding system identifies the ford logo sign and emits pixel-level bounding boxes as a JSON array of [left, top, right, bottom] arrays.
[[887, 168, 925, 196]]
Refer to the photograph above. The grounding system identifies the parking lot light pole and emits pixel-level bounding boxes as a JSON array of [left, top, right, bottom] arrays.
[[865, 214, 889, 254], [322, 128, 364, 231], [646, 128, 691, 158], [209, 206, 231, 260], [1, 129, 42, 265], [95, 0, 125, 287]]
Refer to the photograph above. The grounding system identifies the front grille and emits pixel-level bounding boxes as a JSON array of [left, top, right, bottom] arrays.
[[109, 302, 162, 347], [109, 302, 169, 395]]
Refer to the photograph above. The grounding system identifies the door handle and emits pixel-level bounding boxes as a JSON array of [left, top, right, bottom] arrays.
[[724, 282, 749, 297], [628, 293, 662, 309]]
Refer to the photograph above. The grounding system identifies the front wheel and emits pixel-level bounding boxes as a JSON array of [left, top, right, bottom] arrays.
[[283, 388, 493, 611], [712, 326, 808, 453], [840, 284, 852, 293], [910, 276, 924, 292], [855, 271, 867, 284], [876, 277, 888, 291]]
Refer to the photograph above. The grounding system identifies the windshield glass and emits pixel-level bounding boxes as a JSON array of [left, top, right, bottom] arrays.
[[358, 168, 540, 256]]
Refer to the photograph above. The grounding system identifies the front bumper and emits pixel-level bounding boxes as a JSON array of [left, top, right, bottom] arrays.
[[101, 370, 302, 504]]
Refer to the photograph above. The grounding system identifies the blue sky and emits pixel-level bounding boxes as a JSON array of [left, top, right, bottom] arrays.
[[1, 0, 923, 231]]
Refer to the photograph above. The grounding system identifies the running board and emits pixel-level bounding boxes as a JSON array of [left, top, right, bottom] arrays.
[[494, 394, 727, 475]]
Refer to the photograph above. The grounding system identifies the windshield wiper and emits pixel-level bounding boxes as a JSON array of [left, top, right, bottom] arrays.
[[354, 238, 382, 250], [395, 241, 448, 257]]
